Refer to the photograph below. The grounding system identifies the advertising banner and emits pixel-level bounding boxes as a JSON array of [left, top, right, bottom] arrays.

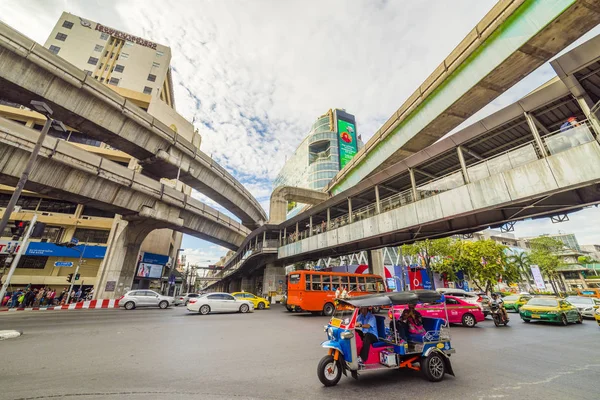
[[408, 268, 424, 290], [0, 240, 106, 258], [137, 263, 164, 279], [530, 265, 546, 289], [337, 118, 358, 169]]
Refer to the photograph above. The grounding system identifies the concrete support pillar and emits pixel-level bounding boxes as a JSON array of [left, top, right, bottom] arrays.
[[263, 231, 266, 247], [309, 216, 313, 237], [348, 198, 353, 223], [327, 208, 331, 230], [279, 230, 282, 246], [408, 168, 418, 201], [524, 112, 549, 157], [94, 217, 156, 300], [374, 185, 381, 214], [367, 249, 385, 278], [262, 263, 285, 299], [456, 146, 470, 184]]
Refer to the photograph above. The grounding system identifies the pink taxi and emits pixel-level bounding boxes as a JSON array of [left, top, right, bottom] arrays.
[[389, 295, 485, 327]]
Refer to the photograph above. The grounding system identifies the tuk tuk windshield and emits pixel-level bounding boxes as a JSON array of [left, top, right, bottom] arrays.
[[332, 304, 355, 325]]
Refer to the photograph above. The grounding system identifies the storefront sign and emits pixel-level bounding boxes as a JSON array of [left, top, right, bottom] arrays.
[[141, 252, 170, 265], [54, 261, 73, 267], [105, 281, 116, 292], [0, 240, 106, 258], [95, 24, 158, 50], [337, 118, 358, 169]]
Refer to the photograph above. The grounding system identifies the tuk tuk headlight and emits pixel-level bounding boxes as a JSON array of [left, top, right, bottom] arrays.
[[327, 327, 333, 339], [340, 331, 354, 340]]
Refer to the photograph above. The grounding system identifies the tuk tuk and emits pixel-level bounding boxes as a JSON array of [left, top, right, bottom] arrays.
[[317, 290, 455, 386]]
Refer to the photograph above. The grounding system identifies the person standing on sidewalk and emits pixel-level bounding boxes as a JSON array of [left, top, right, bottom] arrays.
[[10, 289, 22, 308], [47, 289, 56, 306]]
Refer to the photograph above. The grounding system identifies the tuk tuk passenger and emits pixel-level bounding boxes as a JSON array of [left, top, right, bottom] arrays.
[[391, 303, 424, 343]]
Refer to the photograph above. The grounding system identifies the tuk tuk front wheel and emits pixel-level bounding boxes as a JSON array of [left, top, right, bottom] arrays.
[[421, 352, 446, 382], [317, 355, 342, 387]]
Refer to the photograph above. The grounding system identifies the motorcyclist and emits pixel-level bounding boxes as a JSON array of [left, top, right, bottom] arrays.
[[491, 293, 509, 322]]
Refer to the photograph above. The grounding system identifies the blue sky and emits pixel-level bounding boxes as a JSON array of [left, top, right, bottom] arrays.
[[3, 1, 600, 267]]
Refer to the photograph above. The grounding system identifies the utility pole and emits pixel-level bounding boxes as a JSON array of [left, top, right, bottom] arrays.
[[0, 101, 65, 236], [66, 242, 87, 304], [0, 214, 38, 301]]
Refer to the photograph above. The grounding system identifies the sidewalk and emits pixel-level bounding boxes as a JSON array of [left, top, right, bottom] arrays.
[[0, 299, 120, 312]]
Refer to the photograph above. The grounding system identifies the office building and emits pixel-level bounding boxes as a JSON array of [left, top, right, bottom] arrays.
[[273, 109, 362, 218], [0, 12, 196, 296]]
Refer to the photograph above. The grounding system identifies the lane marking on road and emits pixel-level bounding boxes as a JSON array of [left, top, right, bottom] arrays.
[[0, 329, 22, 340]]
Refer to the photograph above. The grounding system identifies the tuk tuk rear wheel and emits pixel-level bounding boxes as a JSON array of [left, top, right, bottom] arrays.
[[421, 352, 446, 382], [317, 355, 342, 387]]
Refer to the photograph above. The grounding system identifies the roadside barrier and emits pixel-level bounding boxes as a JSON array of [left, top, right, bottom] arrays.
[[0, 299, 120, 312]]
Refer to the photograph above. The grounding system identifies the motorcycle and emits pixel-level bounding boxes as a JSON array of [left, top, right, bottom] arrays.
[[490, 303, 508, 327]]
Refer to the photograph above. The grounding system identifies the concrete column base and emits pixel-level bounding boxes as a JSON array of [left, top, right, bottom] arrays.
[[368, 249, 385, 278], [241, 277, 253, 292], [262, 263, 285, 299], [94, 217, 157, 300]]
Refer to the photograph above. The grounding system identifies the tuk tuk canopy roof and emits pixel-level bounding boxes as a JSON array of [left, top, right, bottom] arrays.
[[341, 290, 442, 307]]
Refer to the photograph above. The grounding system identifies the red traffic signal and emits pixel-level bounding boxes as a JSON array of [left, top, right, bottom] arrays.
[[10, 220, 26, 239]]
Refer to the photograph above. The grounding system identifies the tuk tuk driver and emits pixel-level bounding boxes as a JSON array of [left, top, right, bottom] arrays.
[[356, 307, 378, 365]]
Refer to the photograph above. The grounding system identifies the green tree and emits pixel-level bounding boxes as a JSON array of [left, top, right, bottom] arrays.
[[448, 239, 508, 293], [508, 251, 533, 290], [528, 236, 565, 295], [578, 255, 599, 264], [401, 238, 453, 289]]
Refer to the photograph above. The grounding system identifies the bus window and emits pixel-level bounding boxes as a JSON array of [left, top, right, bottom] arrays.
[[332, 275, 342, 290], [340, 275, 350, 290], [322, 275, 332, 291], [311, 274, 322, 291], [357, 276, 366, 292], [349, 276, 358, 292], [289, 274, 300, 285], [306, 274, 312, 291], [365, 277, 376, 292]]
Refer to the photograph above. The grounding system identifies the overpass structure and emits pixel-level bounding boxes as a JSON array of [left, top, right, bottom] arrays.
[[0, 21, 267, 228], [0, 117, 249, 297], [209, 30, 600, 293], [327, 0, 600, 195]]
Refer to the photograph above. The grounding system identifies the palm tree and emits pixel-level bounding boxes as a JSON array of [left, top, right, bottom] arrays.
[[509, 252, 533, 291]]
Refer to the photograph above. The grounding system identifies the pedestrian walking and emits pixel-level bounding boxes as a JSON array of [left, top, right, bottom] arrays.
[[10, 289, 22, 308]]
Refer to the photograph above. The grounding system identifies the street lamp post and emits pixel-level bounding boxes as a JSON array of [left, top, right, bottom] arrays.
[[0, 101, 65, 236]]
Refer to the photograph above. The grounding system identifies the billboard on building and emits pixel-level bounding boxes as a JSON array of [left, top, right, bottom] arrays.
[[336, 111, 358, 169], [137, 263, 164, 279]]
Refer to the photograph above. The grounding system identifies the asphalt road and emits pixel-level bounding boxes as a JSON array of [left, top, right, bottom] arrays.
[[1, 306, 598, 400]]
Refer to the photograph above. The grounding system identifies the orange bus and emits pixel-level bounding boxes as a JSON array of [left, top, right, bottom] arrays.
[[286, 270, 385, 316]]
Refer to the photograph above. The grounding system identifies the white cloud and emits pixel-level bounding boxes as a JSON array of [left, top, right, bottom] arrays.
[[5, 1, 599, 255]]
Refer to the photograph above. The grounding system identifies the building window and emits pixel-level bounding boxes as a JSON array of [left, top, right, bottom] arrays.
[[147, 74, 156, 82], [62, 20, 74, 29], [100, 32, 109, 40], [114, 64, 125, 73], [82, 206, 116, 219], [31, 225, 63, 242], [120, 52, 129, 59], [0, 193, 39, 211], [156, 50, 164, 57], [109, 77, 120, 86], [0, 255, 48, 269], [152, 62, 160, 68], [37, 198, 78, 214], [49, 45, 60, 55], [125, 41, 134, 47], [94, 44, 103, 52], [84, 70, 92, 76], [74, 228, 110, 244], [55, 32, 68, 42], [143, 86, 153, 95], [87, 57, 99, 65]]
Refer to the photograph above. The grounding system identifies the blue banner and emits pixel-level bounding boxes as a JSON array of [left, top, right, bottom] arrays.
[[25, 242, 106, 259], [420, 269, 432, 290]]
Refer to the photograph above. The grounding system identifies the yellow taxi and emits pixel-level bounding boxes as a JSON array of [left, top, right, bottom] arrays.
[[502, 294, 532, 312], [232, 292, 270, 310], [519, 296, 582, 325], [595, 307, 600, 326]]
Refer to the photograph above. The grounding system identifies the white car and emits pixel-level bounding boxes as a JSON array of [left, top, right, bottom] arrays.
[[566, 296, 599, 318], [186, 292, 254, 315], [119, 290, 174, 310]]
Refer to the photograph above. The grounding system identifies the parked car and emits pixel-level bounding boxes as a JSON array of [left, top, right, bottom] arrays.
[[186, 292, 254, 315], [231, 292, 270, 309], [175, 293, 201, 306], [519, 297, 582, 325], [565, 296, 600, 318], [436, 288, 490, 316], [119, 290, 174, 310], [595, 307, 600, 326], [389, 295, 485, 327], [502, 294, 533, 312]]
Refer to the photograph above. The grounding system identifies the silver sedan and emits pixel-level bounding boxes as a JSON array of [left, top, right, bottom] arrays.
[[566, 296, 599, 318], [119, 290, 174, 310], [186, 292, 254, 315]]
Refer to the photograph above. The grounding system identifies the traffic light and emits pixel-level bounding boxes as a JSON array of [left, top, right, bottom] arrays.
[[67, 273, 73, 283], [10, 221, 26, 240], [75, 273, 80, 280]]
